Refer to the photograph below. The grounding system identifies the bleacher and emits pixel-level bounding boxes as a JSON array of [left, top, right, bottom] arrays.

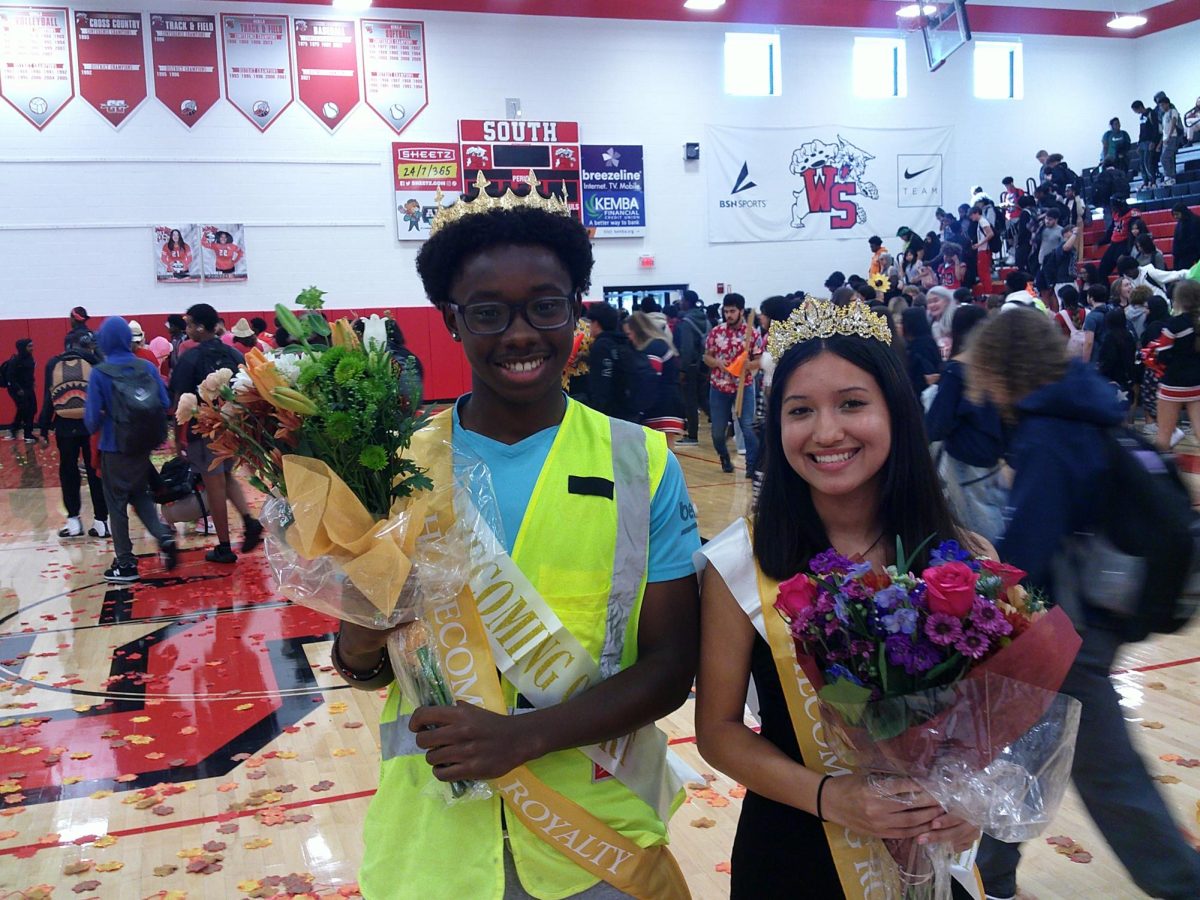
[[1079, 200, 1196, 272]]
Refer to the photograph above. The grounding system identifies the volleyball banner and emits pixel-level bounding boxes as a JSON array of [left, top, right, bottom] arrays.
[[293, 17, 359, 133], [154, 224, 201, 284], [73, 10, 145, 128], [705, 125, 952, 243], [149, 12, 220, 128], [361, 19, 427, 135], [220, 13, 292, 132], [0, 6, 74, 130], [200, 224, 248, 282]]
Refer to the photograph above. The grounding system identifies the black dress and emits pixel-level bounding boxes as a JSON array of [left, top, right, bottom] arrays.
[[730, 634, 844, 899]]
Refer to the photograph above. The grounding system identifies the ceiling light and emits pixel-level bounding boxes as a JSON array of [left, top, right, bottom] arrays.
[[683, 0, 726, 10], [331, 0, 372, 11], [1107, 13, 1148, 30], [897, 4, 937, 18]]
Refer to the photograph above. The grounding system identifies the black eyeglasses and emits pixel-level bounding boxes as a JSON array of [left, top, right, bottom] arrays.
[[448, 297, 573, 336]]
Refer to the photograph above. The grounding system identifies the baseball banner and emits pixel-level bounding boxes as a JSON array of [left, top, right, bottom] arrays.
[[0, 6, 74, 130], [154, 224, 201, 284], [393, 142, 459, 242], [200, 224, 247, 282], [293, 17, 359, 133], [220, 13, 292, 132], [581, 145, 646, 238], [705, 125, 952, 244], [73, 10, 146, 128], [149, 12, 220, 128], [459, 119, 581, 217], [360, 19, 427, 135]]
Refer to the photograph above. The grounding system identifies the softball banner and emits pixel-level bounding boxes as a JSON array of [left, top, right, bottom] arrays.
[[705, 125, 952, 244]]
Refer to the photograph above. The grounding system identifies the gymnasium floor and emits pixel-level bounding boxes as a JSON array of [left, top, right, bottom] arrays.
[[0, 435, 1197, 899]]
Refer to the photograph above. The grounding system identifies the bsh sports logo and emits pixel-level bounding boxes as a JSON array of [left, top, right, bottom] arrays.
[[788, 136, 878, 230], [719, 162, 767, 209]]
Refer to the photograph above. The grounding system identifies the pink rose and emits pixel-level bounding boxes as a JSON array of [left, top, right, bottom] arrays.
[[922, 562, 978, 618], [981, 559, 1027, 590], [775, 573, 819, 621]]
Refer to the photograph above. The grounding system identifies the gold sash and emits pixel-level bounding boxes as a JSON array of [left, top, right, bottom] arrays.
[[413, 410, 691, 900]]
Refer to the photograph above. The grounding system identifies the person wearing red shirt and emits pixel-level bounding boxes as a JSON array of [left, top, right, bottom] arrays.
[[937, 242, 966, 290], [201, 229, 244, 277], [161, 229, 193, 279], [703, 293, 761, 476], [128, 322, 163, 378], [1097, 198, 1135, 279]]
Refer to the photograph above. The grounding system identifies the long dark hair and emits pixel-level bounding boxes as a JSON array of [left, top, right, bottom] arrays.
[[752, 337, 963, 580], [949, 305, 988, 358], [166, 229, 188, 253]]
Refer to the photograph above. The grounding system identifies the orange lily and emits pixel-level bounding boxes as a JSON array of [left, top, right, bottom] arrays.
[[331, 318, 360, 350], [243, 349, 292, 413]]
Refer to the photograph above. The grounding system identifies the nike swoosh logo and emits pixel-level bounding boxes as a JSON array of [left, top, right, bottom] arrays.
[[904, 166, 934, 180]]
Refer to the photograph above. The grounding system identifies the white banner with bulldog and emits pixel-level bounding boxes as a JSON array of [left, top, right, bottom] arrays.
[[705, 125, 952, 244]]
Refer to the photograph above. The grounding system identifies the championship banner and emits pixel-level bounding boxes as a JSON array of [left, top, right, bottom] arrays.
[[393, 142, 459, 242], [582, 145, 646, 238], [0, 6, 73, 130], [360, 19, 427, 135], [73, 10, 146, 128], [705, 125, 952, 244], [149, 12, 219, 128], [200, 224, 247, 282], [154, 224, 201, 283], [460, 119, 581, 217], [220, 13, 292, 132], [292, 17, 359, 133]]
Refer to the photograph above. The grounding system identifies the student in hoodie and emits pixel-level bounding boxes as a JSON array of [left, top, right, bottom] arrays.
[[967, 309, 1200, 900], [39, 331, 108, 539], [4, 339, 37, 442], [674, 290, 710, 445], [85, 318, 178, 583], [925, 305, 1006, 545], [585, 301, 637, 423]]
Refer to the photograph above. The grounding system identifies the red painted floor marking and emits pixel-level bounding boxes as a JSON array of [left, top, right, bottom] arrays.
[[0, 787, 378, 858], [1114, 654, 1200, 675]]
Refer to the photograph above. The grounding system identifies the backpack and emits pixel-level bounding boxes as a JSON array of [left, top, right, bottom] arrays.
[[49, 352, 92, 420], [97, 361, 168, 455], [192, 340, 243, 386], [1074, 428, 1200, 642], [981, 203, 1003, 252], [615, 343, 660, 422], [155, 455, 202, 503], [1058, 310, 1087, 361]]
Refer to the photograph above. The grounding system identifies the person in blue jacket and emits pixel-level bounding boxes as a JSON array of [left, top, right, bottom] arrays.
[[85, 317, 178, 583], [924, 305, 1006, 545], [965, 308, 1200, 900]]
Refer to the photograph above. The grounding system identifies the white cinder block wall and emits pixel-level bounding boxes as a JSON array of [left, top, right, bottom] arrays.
[[0, 0, 1187, 319]]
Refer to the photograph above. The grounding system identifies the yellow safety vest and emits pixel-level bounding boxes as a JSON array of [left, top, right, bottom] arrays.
[[359, 399, 673, 900]]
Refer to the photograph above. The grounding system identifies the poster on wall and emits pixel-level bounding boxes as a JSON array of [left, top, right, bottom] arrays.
[[73, 11, 146, 128], [200, 224, 247, 282], [293, 17, 359, 133], [0, 6, 74, 130], [220, 13, 292, 132], [150, 12, 220, 128], [392, 142, 459, 241], [360, 19, 426, 135], [459, 119, 581, 216], [705, 125, 952, 243], [581, 145, 646, 238], [154, 224, 201, 283]]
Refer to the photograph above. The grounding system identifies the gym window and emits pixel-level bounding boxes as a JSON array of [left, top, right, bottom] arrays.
[[973, 40, 1023, 100], [724, 32, 782, 96], [853, 37, 907, 99]]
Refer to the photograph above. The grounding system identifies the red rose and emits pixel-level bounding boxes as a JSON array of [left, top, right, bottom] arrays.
[[922, 562, 978, 618], [776, 573, 819, 621], [981, 559, 1027, 590]]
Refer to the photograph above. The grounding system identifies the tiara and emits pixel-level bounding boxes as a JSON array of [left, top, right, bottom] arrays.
[[429, 171, 571, 235], [767, 297, 892, 358]]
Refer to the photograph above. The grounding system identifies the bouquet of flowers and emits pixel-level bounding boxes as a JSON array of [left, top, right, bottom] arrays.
[[775, 539, 1083, 899]]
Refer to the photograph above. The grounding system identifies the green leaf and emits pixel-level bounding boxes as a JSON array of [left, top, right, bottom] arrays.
[[818, 678, 872, 726], [919, 651, 965, 687], [296, 285, 327, 311], [274, 303, 305, 338], [306, 313, 331, 338]]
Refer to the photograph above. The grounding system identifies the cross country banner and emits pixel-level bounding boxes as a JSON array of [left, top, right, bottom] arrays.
[[705, 125, 952, 244]]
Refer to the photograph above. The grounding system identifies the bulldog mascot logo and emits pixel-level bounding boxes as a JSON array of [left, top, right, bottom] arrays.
[[789, 136, 878, 231]]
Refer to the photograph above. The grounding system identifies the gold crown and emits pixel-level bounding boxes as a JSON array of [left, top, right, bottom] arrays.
[[429, 171, 571, 235], [767, 297, 892, 358]]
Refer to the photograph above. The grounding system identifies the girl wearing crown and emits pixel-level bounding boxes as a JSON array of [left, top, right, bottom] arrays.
[[694, 299, 984, 898], [334, 175, 701, 900]]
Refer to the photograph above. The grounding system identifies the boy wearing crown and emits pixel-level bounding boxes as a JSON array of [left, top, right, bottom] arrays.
[[334, 174, 701, 900]]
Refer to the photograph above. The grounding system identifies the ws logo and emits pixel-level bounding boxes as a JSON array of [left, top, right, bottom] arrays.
[[788, 136, 879, 231]]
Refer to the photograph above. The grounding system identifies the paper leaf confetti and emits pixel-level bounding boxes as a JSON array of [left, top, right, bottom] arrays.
[[244, 837, 273, 850]]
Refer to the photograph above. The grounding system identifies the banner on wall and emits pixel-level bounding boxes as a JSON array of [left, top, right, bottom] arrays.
[[200, 224, 247, 282], [459, 119, 581, 216], [393, 142, 459, 242], [293, 17, 359, 133], [150, 12, 220, 128], [154, 224, 201, 283], [360, 19, 427, 135], [220, 13, 292, 132], [705, 125, 952, 243], [581, 145, 646, 238], [0, 6, 74, 130], [73, 10, 146, 128]]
